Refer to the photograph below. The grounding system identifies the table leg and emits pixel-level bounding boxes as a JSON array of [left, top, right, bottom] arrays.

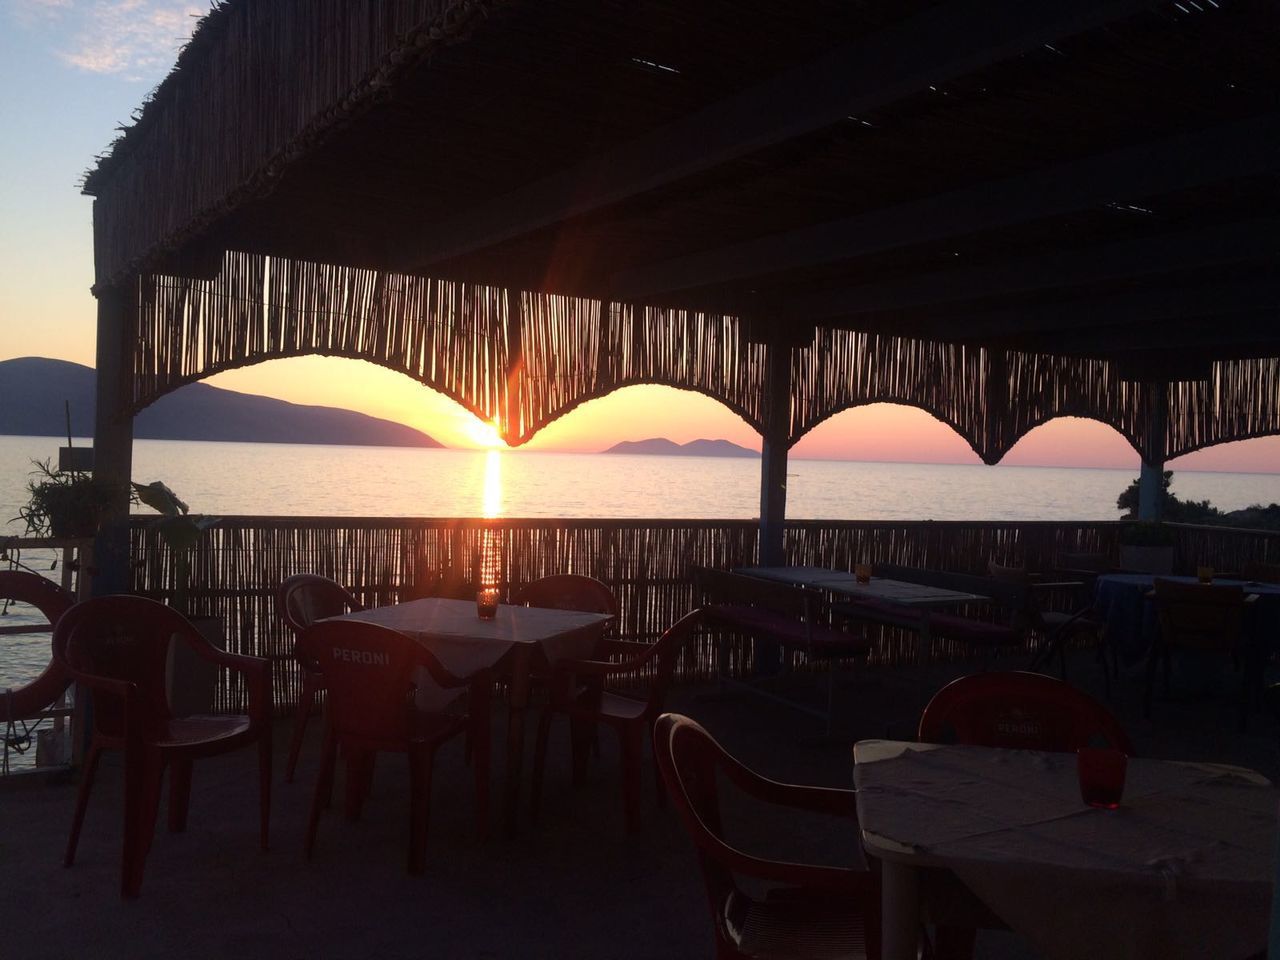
[[502, 646, 533, 838], [881, 858, 920, 960]]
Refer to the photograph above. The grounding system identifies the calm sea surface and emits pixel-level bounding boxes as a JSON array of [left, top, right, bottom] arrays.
[[2, 433, 1277, 698]]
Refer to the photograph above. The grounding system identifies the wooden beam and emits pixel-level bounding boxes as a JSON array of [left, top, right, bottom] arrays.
[[909, 275, 1280, 343], [791, 219, 1280, 321], [1002, 315, 1280, 358], [609, 112, 1280, 301], [396, 0, 1157, 272]]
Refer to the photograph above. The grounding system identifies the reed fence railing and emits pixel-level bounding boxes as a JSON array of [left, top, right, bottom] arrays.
[[126, 517, 1278, 713]]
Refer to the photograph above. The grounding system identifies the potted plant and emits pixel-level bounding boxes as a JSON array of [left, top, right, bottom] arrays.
[[1118, 521, 1176, 575], [16, 458, 124, 538]]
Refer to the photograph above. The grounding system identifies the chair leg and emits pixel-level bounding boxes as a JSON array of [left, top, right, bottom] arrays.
[[570, 717, 593, 787], [168, 757, 193, 833], [408, 747, 433, 876], [651, 726, 666, 808], [305, 729, 338, 860], [121, 745, 164, 899], [344, 749, 375, 822], [1143, 645, 1160, 719], [258, 725, 273, 852], [285, 678, 318, 784], [620, 723, 644, 835], [530, 709, 554, 821], [934, 924, 977, 960], [472, 698, 491, 840], [64, 742, 103, 867]]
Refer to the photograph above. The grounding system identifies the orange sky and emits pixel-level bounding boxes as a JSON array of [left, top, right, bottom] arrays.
[[197, 355, 1280, 473]]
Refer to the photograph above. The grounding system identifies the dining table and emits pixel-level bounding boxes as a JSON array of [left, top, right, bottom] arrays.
[[854, 739, 1276, 960], [330, 596, 614, 836], [737, 565, 991, 607], [1095, 573, 1280, 665], [736, 566, 991, 661]]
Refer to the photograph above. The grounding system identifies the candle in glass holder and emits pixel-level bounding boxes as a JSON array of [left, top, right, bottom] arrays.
[[854, 563, 873, 585], [476, 587, 500, 620], [1197, 566, 1214, 584], [1077, 747, 1127, 809]]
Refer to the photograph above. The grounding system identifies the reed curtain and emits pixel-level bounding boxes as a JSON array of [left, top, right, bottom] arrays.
[[131, 253, 1280, 462]]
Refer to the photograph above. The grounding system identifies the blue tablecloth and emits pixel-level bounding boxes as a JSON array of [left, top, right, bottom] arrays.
[[1095, 574, 1280, 665]]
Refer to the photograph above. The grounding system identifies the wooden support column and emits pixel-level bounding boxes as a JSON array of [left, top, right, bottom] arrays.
[[758, 340, 792, 567], [92, 282, 136, 595], [503, 287, 523, 442], [1138, 381, 1168, 522]]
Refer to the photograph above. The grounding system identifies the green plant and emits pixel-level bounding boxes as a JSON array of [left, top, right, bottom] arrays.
[[16, 459, 124, 538], [132, 481, 220, 614], [1119, 520, 1175, 547]]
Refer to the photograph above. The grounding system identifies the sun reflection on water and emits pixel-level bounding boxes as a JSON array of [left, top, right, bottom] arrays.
[[482, 449, 503, 519]]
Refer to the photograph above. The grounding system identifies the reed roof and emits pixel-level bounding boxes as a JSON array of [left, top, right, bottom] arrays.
[[85, 0, 1280, 371]]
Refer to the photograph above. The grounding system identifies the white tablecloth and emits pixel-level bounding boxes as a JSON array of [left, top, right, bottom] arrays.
[[332, 598, 611, 709], [854, 741, 1276, 960]]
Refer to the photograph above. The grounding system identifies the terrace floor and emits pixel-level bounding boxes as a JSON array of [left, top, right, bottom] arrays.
[[3, 650, 1277, 960]]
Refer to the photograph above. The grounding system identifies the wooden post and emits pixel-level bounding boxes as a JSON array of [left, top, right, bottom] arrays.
[[1138, 381, 1168, 522], [92, 282, 136, 595], [758, 340, 791, 567], [503, 287, 523, 443]]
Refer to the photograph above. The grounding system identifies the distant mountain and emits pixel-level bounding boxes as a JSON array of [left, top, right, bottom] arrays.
[[603, 437, 758, 458], [0, 357, 443, 448]]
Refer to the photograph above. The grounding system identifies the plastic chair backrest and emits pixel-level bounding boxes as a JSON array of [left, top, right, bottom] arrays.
[[61, 596, 209, 739], [1153, 579, 1247, 654], [0, 571, 75, 719], [276, 574, 361, 636], [515, 575, 618, 616], [298, 620, 434, 747], [636, 609, 705, 719], [919, 671, 1134, 754], [652, 713, 742, 906]]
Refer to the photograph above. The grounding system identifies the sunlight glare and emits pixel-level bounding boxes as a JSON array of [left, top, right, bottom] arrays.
[[466, 418, 506, 449], [482, 449, 503, 519]]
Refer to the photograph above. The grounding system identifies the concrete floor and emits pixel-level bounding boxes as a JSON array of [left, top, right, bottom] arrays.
[[2, 651, 1276, 960]]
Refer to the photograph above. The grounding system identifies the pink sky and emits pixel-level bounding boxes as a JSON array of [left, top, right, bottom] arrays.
[[193, 357, 1280, 473]]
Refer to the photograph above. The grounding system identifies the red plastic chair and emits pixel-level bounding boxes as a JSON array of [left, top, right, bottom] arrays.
[[918, 671, 1133, 754], [298, 619, 491, 874], [0, 571, 75, 721], [654, 713, 882, 960], [918, 671, 1131, 959], [515, 574, 619, 618], [531, 608, 703, 833], [275, 574, 363, 782], [58, 595, 272, 898]]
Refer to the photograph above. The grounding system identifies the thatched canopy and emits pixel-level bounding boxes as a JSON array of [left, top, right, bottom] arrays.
[[83, 0, 1280, 460]]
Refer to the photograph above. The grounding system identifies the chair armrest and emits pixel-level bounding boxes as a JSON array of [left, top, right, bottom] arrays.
[[598, 639, 651, 657], [705, 839, 878, 895], [66, 668, 137, 702], [198, 649, 272, 719], [1030, 580, 1085, 592], [751, 780, 859, 818], [550, 657, 622, 678]]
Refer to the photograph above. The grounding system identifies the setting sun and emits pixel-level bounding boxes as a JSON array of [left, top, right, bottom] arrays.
[[464, 418, 506, 449]]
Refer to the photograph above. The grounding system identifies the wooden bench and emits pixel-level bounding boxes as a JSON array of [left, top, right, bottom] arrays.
[[830, 564, 1024, 658], [692, 567, 871, 734]]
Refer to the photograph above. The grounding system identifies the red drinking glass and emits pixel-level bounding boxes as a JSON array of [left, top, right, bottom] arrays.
[[854, 563, 873, 585], [1077, 747, 1128, 809]]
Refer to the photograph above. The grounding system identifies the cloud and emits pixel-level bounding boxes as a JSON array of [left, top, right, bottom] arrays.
[[16, 1, 211, 79]]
